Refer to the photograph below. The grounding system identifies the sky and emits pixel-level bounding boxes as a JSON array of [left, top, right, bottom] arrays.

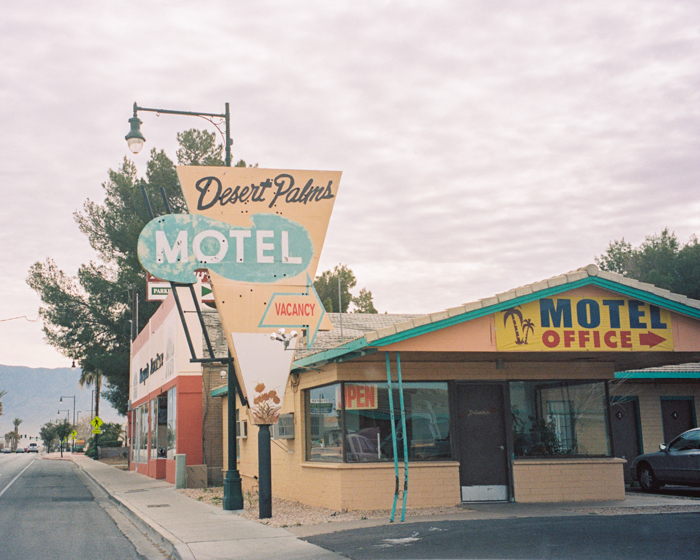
[[1, 1, 700, 368]]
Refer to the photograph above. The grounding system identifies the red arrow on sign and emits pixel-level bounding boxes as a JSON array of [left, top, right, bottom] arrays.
[[639, 331, 666, 348]]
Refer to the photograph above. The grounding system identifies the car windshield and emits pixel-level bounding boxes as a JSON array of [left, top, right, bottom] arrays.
[[668, 430, 700, 452]]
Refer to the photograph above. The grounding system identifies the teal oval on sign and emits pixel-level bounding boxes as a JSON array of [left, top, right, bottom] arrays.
[[137, 213, 314, 283]]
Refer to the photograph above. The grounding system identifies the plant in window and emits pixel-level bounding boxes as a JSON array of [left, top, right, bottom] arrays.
[[528, 415, 563, 455]]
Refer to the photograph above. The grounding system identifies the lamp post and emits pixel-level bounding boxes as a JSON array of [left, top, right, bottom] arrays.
[[124, 102, 243, 511], [126, 102, 232, 167], [60, 395, 76, 452]]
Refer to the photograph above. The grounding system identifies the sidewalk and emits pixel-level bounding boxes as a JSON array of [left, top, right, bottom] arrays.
[[66, 454, 344, 560], [60, 453, 700, 559]]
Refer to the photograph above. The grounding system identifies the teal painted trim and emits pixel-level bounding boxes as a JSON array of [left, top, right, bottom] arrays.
[[589, 277, 700, 319], [616, 371, 700, 380], [211, 386, 229, 397], [294, 274, 700, 368], [292, 337, 370, 368], [369, 278, 593, 347]]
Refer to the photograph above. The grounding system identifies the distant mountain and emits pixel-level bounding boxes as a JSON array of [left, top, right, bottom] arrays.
[[0, 364, 124, 440]]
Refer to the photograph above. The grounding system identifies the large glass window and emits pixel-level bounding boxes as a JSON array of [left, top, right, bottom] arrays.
[[306, 382, 451, 463], [307, 384, 343, 462], [150, 398, 158, 460], [166, 387, 177, 459], [139, 403, 149, 463], [510, 381, 610, 457]]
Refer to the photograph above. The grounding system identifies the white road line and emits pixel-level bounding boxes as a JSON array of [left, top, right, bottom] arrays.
[[0, 459, 35, 498]]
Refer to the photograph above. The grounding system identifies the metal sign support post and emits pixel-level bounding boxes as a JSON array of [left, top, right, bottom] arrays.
[[258, 424, 272, 519], [385, 352, 408, 522], [395, 352, 409, 521], [223, 352, 244, 510]]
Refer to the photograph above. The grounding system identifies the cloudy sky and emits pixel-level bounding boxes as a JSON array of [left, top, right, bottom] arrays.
[[2, 1, 699, 368]]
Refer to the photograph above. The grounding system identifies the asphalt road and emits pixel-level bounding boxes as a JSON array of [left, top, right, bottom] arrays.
[[304, 512, 700, 560], [0, 453, 166, 560]]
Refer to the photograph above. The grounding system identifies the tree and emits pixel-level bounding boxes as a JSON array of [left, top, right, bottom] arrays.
[[0, 389, 5, 418], [12, 418, 22, 451], [352, 287, 378, 314], [54, 419, 73, 457], [5, 432, 19, 451], [79, 369, 101, 422], [27, 129, 225, 415], [596, 229, 700, 300], [40, 421, 58, 452], [313, 264, 378, 313]]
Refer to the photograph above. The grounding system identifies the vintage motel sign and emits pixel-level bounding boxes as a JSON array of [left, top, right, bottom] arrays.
[[137, 167, 341, 423]]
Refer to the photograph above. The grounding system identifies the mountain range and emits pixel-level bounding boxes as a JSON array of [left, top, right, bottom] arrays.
[[0, 364, 124, 441]]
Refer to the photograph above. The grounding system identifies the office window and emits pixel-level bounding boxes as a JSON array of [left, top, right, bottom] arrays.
[[510, 381, 610, 457]]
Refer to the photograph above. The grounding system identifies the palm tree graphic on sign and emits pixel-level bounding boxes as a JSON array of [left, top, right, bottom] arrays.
[[503, 307, 535, 345]]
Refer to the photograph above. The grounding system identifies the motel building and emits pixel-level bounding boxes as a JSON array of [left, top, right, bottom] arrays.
[[128, 290, 225, 487], [129, 264, 700, 509], [212, 265, 700, 510]]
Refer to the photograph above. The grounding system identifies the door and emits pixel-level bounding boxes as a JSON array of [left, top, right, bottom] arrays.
[[455, 383, 509, 502], [661, 398, 696, 444], [610, 397, 642, 484]]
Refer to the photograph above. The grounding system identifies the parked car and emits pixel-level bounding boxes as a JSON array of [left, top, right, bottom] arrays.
[[15, 447, 25, 453], [1, 448, 12, 454], [630, 428, 700, 491], [27, 443, 39, 453]]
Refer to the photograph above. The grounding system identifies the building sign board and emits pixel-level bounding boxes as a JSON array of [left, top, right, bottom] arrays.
[[344, 384, 378, 410], [147, 271, 215, 303], [496, 296, 674, 351]]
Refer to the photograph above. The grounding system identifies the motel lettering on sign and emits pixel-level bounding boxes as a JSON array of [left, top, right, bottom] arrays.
[[495, 296, 674, 352]]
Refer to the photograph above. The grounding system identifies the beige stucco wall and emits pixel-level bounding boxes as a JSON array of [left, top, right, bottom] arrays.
[[513, 458, 626, 502]]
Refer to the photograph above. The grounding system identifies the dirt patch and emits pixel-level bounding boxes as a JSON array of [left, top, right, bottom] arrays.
[[177, 487, 464, 528]]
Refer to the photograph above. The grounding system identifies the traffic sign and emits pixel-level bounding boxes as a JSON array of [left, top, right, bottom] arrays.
[[92, 428, 102, 434], [90, 416, 104, 429]]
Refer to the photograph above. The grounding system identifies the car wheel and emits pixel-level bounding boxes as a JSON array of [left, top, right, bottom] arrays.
[[638, 463, 660, 491]]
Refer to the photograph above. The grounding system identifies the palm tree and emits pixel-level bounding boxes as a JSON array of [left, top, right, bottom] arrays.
[[503, 307, 524, 344], [12, 418, 22, 451], [78, 368, 101, 420], [522, 318, 535, 344]]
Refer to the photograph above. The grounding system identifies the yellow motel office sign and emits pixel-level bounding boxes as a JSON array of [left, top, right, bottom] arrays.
[[496, 296, 674, 352]]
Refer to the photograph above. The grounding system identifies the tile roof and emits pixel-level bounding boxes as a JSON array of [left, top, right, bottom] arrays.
[[198, 264, 700, 369]]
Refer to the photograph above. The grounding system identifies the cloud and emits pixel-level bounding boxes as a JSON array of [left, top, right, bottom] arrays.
[[2, 1, 700, 364]]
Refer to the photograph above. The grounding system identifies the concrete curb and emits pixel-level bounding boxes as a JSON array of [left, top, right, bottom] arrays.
[[70, 456, 193, 560]]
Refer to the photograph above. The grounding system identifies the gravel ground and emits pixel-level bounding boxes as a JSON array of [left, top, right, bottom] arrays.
[[177, 487, 465, 528]]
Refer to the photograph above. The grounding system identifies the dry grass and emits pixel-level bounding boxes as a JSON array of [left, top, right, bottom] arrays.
[[177, 487, 464, 528]]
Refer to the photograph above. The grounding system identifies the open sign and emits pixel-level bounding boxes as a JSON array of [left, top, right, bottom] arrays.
[[345, 384, 378, 410]]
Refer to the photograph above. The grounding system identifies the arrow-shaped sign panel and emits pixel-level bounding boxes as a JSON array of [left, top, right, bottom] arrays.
[[259, 279, 327, 346]]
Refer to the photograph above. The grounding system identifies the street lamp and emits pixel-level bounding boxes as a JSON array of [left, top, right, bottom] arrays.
[[125, 102, 232, 167], [123, 101, 242, 511], [60, 395, 76, 452]]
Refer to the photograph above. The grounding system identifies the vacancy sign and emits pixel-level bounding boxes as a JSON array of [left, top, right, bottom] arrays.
[[496, 296, 674, 352], [258, 277, 327, 342]]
